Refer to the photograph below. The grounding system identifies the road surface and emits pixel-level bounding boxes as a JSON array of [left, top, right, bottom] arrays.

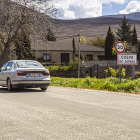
[[0, 86, 140, 140]]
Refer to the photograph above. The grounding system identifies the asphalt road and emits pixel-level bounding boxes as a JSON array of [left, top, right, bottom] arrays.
[[0, 86, 140, 140]]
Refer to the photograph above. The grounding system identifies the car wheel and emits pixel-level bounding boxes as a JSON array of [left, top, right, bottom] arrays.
[[40, 87, 47, 91], [7, 78, 13, 91]]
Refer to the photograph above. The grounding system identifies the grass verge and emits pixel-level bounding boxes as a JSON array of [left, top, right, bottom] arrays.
[[50, 77, 140, 94]]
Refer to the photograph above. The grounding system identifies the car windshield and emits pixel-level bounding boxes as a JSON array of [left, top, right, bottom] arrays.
[[16, 61, 43, 68]]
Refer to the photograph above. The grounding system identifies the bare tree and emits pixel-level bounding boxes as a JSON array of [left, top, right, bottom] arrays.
[[0, 0, 57, 66]]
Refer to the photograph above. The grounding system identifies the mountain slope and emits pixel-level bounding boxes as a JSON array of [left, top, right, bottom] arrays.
[[105, 12, 140, 21], [29, 12, 140, 49]]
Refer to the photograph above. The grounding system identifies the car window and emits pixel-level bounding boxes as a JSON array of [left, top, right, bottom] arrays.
[[6, 62, 13, 70], [1, 62, 9, 71], [16, 61, 43, 68]]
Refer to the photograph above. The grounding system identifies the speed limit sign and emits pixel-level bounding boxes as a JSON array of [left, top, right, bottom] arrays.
[[115, 41, 125, 53]]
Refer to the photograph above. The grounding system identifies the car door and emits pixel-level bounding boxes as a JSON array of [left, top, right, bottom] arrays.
[[0, 62, 9, 86], [2, 62, 13, 86]]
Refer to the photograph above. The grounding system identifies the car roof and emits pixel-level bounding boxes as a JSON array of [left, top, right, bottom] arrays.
[[9, 60, 38, 63]]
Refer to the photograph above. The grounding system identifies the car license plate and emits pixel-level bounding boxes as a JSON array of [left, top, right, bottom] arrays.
[[29, 73, 41, 77]]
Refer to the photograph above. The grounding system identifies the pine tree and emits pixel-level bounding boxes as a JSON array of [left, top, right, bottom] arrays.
[[137, 41, 140, 60], [105, 26, 115, 60], [46, 28, 56, 41], [14, 28, 32, 60], [116, 15, 132, 44], [132, 25, 138, 46], [72, 38, 76, 61]]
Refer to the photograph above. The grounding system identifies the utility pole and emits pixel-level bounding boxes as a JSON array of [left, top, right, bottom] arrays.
[[78, 34, 81, 78]]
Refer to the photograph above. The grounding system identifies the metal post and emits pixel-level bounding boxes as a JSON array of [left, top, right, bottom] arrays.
[[133, 65, 135, 80], [78, 34, 80, 78], [119, 65, 121, 82]]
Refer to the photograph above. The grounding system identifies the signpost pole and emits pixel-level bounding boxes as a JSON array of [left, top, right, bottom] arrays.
[[133, 65, 135, 80], [119, 65, 121, 83]]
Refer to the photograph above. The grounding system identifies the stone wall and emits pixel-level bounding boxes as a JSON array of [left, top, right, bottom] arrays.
[[81, 65, 140, 78], [50, 60, 140, 78]]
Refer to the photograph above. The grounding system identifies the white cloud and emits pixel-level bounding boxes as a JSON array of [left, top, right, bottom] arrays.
[[119, 1, 140, 14], [49, 0, 129, 19], [64, 10, 76, 19], [102, 0, 127, 4]]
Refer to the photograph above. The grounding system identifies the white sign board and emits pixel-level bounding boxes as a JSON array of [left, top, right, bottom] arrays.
[[115, 41, 125, 53], [117, 54, 137, 65]]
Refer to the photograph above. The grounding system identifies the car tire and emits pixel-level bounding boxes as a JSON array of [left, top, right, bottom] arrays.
[[7, 78, 13, 91], [40, 87, 47, 91]]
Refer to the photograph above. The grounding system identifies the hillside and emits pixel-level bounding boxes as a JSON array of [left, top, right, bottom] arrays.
[[56, 15, 140, 41], [30, 12, 140, 50], [105, 12, 140, 21]]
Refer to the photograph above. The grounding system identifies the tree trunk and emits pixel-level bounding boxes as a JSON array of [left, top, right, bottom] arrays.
[[0, 42, 11, 67]]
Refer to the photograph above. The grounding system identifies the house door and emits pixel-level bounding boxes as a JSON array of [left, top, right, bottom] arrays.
[[61, 53, 69, 64]]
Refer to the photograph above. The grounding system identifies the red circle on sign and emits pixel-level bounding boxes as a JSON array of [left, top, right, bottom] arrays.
[[115, 41, 125, 53]]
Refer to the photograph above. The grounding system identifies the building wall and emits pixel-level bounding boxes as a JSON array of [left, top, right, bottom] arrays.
[[31, 50, 105, 64]]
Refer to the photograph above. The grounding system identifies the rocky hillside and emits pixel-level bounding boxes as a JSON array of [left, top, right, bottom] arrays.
[[31, 12, 140, 49]]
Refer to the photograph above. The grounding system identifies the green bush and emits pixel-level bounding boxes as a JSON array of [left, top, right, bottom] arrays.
[[105, 67, 126, 78], [68, 58, 78, 70], [45, 58, 78, 72], [116, 67, 126, 78], [135, 71, 140, 79]]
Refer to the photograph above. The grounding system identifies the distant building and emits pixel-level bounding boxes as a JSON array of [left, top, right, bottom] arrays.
[[31, 42, 105, 64]]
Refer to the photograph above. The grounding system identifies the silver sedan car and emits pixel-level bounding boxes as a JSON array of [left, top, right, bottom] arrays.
[[0, 60, 51, 91]]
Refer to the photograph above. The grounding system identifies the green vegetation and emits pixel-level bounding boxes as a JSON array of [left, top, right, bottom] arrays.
[[14, 27, 32, 60], [132, 25, 138, 46], [105, 67, 126, 78], [79, 36, 87, 44], [116, 15, 132, 44], [88, 36, 105, 48], [45, 58, 78, 72], [50, 77, 140, 94], [72, 38, 76, 61], [105, 26, 115, 60], [46, 28, 56, 42], [45, 65, 69, 72]]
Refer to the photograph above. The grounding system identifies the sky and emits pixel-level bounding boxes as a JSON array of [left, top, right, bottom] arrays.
[[49, 0, 140, 19]]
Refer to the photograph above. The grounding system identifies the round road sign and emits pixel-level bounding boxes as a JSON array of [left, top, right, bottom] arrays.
[[115, 41, 125, 53]]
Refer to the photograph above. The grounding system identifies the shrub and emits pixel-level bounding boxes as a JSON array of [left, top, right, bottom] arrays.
[[135, 71, 140, 79], [105, 67, 126, 78]]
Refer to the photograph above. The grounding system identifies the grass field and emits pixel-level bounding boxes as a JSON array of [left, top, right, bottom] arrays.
[[50, 77, 140, 94]]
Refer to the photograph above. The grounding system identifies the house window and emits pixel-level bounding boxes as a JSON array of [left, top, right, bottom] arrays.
[[86, 55, 93, 60], [44, 54, 50, 61]]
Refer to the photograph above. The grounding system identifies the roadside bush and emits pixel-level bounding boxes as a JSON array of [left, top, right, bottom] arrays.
[[45, 58, 78, 72], [105, 67, 125, 78], [135, 71, 140, 79], [68, 58, 78, 70]]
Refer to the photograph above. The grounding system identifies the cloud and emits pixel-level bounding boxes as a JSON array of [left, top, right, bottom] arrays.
[[64, 10, 76, 19], [50, 0, 129, 19], [119, 1, 140, 14], [52, 0, 102, 19], [102, 0, 127, 4]]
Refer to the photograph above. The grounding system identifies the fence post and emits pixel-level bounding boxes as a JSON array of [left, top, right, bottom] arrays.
[[97, 64, 98, 78]]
